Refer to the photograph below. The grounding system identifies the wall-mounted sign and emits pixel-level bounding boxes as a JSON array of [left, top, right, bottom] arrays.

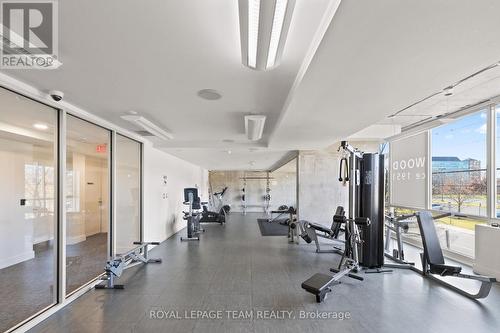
[[390, 132, 429, 209]]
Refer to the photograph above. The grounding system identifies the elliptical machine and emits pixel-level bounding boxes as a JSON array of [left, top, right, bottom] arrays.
[[200, 187, 231, 225]]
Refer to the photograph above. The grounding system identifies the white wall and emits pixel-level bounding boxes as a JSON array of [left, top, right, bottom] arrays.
[[208, 169, 297, 213], [297, 141, 380, 226], [0, 145, 35, 269], [270, 159, 297, 210], [143, 143, 208, 242], [297, 149, 348, 225]]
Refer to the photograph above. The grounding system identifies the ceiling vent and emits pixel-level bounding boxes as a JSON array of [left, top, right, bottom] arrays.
[[121, 115, 173, 140], [135, 130, 155, 137]]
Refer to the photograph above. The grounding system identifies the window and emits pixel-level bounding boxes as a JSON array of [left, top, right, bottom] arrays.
[[65, 170, 80, 213], [496, 104, 500, 217], [431, 110, 488, 217], [427, 110, 488, 257], [24, 164, 55, 219]]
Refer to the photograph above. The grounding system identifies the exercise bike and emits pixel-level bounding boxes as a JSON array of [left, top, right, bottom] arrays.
[[181, 188, 203, 241], [200, 187, 231, 224]]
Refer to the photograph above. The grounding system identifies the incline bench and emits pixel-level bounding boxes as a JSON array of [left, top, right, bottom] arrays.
[[416, 211, 496, 299]]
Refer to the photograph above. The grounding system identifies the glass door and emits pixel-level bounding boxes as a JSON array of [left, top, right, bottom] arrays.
[[0, 87, 58, 332], [66, 115, 111, 295]]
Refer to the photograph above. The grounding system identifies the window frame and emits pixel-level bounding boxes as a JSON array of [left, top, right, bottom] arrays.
[[388, 101, 499, 222]]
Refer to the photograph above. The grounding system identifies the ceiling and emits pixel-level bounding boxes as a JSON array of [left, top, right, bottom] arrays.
[[376, 64, 500, 131], [3, 0, 500, 170], [269, 0, 500, 149], [272, 157, 297, 173]]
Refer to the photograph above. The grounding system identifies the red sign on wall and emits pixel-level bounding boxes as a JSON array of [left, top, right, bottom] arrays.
[[96, 144, 107, 153]]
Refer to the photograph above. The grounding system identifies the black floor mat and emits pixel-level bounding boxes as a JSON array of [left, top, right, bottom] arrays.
[[257, 218, 288, 236]]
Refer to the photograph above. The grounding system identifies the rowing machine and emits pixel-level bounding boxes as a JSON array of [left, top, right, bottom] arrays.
[[96, 241, 162, 289]]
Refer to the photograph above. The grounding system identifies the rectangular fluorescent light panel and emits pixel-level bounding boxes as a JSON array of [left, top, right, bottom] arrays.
[[121, 115, 173, 140], [248, 0, 260, 68], [266, 0, 288, 69], [245, 115, 266, 141]]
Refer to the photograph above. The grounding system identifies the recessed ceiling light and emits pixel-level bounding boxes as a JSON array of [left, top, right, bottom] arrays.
[[249, 161, 256, 166], [197, 89, 222, 100], [33, 123, 48, 130], [127, 110, 138, 115], [245, 115, 266, 141], [226, 150, 232, 154]]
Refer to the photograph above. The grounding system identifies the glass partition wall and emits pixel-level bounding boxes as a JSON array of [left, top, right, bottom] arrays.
[[0, 87, 58, 332], [0, 86, 143, 330], [65, 115, 111, 295], [115, 134, 141, 253]]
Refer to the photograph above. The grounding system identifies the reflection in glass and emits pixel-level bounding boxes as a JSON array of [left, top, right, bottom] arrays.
[[0, 87, 58, 331], [66, 116, 110, 295], [116, 135, 141, 253]]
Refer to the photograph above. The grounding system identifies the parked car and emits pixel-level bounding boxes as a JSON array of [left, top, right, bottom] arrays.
[[432, 203, 444, 211]]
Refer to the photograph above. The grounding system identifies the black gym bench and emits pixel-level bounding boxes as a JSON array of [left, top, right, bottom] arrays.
[[298, 207, 344, 253], [415, 211, 496, 299]]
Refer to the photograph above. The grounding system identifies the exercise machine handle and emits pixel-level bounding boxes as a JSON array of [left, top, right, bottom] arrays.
[[354, 217, 370, 226], [338, 157, 349, 182]]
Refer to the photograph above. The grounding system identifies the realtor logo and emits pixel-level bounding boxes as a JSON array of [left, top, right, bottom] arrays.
[[1, 0, 59, 69]]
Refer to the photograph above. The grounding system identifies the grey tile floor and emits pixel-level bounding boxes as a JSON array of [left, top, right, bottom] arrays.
[[28, 213, 500, 333]]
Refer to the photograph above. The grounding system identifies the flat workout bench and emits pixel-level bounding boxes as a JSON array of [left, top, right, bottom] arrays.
[[302, 273, 339, 303]]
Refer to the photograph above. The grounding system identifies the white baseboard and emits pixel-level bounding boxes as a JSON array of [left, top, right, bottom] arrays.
[[0, 250, 35, 269], [66, 234, 86, 245], [33, 236, 55, 244]]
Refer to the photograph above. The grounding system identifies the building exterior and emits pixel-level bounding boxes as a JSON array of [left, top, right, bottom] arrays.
[[432, 157, 482, 183], [432, 157, 481, 172]]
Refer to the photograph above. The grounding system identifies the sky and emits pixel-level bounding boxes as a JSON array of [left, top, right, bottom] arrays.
[[431, 111, 488, 168]]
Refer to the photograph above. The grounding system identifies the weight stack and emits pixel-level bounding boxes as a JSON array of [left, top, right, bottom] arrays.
[[358, 153, 385, 268]]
